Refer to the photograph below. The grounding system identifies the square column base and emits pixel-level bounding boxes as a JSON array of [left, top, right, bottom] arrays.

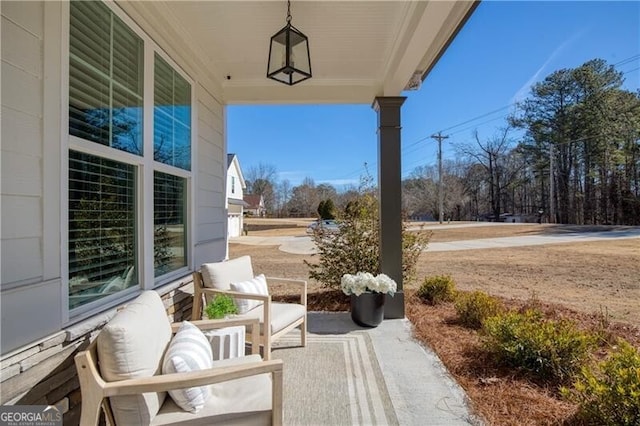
[[384, 291, 405, 319]]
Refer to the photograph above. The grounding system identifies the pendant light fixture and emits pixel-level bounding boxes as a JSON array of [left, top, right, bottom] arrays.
[[267, 0, 312, 85]]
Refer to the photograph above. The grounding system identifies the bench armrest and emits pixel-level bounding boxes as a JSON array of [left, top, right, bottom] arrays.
[[199, 287, 271, 302], [101, 359, 283, 396], [266, 277, 307, 306]]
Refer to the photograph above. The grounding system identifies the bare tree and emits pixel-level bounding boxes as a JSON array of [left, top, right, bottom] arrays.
[[287, 177, 319, 217], [245, 163, 278, 214], [456, 128, 516, 220], [274, 179, 292, 217]]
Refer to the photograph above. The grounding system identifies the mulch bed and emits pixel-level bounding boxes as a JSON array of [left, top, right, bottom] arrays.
[[274, 289, 350, 312], [277, 287, 640, 425], [405, 290, 640, 425]]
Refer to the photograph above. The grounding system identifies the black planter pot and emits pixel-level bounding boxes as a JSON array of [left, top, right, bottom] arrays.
[[350, 293, 385, 327]]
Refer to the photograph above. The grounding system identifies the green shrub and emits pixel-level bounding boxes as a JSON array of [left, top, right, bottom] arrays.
[[317, 199, 336, 220], [562, 340, 640, 425], [305, 172, 430, 290], [416, 275, 456, 305], [205, 294, 238, 319], [455, 291, 503, 329], [483, 309, 596, 381]]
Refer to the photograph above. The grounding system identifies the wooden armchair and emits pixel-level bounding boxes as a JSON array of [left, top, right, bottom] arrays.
[[193, 255, 307, 360], [75, 291, 283, 426]]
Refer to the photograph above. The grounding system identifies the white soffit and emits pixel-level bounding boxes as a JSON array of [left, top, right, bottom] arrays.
[[137, 1, 478, 104]]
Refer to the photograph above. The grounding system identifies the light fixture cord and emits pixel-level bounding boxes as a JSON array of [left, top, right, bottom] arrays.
[[286, 0, 292, 23]]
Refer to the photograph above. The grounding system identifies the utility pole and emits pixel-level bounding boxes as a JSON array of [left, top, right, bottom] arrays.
[[549, 143, 555, 224], [431, 132, 449, 224]]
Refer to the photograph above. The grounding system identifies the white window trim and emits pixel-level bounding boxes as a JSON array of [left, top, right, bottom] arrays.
[[62, 0, 197, 322]]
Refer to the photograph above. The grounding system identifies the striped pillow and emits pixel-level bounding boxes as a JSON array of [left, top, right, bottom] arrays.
[[162, 321, 213, 412], [230, 274, 269, 314]]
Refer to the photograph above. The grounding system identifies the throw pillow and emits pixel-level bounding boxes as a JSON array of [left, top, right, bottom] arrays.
[[229, 274, 269, 314], [162, 321, 213, 413]]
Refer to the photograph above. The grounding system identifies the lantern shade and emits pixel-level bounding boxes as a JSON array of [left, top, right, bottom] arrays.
[[267, 23, 311, 85]]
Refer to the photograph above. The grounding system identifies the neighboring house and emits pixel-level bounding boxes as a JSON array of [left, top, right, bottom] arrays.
[[227, 154, 247, 237], [0, 0, 476, 420], [244, 194, 266, 217]]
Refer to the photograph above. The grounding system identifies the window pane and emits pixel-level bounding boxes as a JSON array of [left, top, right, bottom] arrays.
[[112, 84, 143, 155], [69, 151, 137, 310], [154, 54, 191, 170], [154, 172, 186, 276], [69, 1, 143, 155]]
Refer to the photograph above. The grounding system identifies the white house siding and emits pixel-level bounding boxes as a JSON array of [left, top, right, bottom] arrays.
[[226, 159, 243, 200], [226, 156, 245, 237], [0, 1, 228, 420], [1, 2, 45, 285], [1, 0, 66, 357], [194, 86, 228, 267]]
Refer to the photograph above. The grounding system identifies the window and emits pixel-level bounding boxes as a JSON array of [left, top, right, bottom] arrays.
[[154, 172, 187, 276], [69, 0, 143, 155], [68, 1, 192, 311], [154, 54, 191, 170], [68, 151, 137, 309], [231, 176, 236, 194]]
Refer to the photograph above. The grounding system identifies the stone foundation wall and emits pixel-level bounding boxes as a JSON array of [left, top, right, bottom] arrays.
[[0, 279, 195, 425]]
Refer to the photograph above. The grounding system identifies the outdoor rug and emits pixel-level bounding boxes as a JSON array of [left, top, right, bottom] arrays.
[[272, 331, 399, 426]]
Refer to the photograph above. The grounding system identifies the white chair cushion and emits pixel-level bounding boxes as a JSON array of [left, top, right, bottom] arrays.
[[162, 321, 214, 413], [242, 302, 306, 335], [201, 256, 254, 291], [97, 291, 171, 426], [152, 355, 272, 426], [229, 274, 268, 314]]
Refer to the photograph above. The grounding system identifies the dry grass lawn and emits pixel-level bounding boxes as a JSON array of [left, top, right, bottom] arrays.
[[233, 222, 640, 324], [416, 239, 640, 324], [229, 220, 640, 425]]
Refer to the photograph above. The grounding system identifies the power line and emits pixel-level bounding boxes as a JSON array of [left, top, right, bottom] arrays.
[[439, 104, 514, 133], [333, 54, 640, 184], [614, 54, 640, 67]]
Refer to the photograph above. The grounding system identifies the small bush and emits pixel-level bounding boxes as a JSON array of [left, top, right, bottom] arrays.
[[416, 275, 456, 305], [455, 291, 503, 329], [205, 294, 238, 319], [483, 309, 596, 381], [305, 172, 430, 290], [562, 340, 640, 425]]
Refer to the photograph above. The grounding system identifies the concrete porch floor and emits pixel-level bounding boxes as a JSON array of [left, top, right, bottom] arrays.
[[271, 312, 482, 426]]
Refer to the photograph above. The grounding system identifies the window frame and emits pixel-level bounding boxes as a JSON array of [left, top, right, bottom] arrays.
[[63, 0, 196, 321]]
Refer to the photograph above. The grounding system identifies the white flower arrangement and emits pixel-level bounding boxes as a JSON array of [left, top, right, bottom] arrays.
[[341, 272, 397, 296]]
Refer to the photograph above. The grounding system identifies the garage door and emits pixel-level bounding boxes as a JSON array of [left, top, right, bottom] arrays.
[[228, 215, 241, 237]]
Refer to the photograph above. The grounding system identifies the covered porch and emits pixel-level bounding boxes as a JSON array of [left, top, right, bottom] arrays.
[[130, 0, 478, 318], [0, 0, 478, 422]]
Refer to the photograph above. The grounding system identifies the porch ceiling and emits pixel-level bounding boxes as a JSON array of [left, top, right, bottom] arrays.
[[120, 1, 478, 104]]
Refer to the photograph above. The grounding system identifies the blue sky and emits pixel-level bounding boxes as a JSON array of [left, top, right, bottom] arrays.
[[228, 1, 640, 190]]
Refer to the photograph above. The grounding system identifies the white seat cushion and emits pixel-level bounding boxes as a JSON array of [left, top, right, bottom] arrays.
[[230, 274, 269, 314], [152, 355, 272, 426], [201, 256, 254, 291], [162, 321, 213, 413], [97, 291, 172, 426], [242, 303, 306, 335]]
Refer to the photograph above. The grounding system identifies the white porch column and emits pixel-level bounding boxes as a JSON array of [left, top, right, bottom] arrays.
[[372, 96, 406, 319]]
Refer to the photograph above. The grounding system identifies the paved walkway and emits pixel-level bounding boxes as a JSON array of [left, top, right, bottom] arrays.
[[230, 226, 640, 255], [277, 312, 481, 425]]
